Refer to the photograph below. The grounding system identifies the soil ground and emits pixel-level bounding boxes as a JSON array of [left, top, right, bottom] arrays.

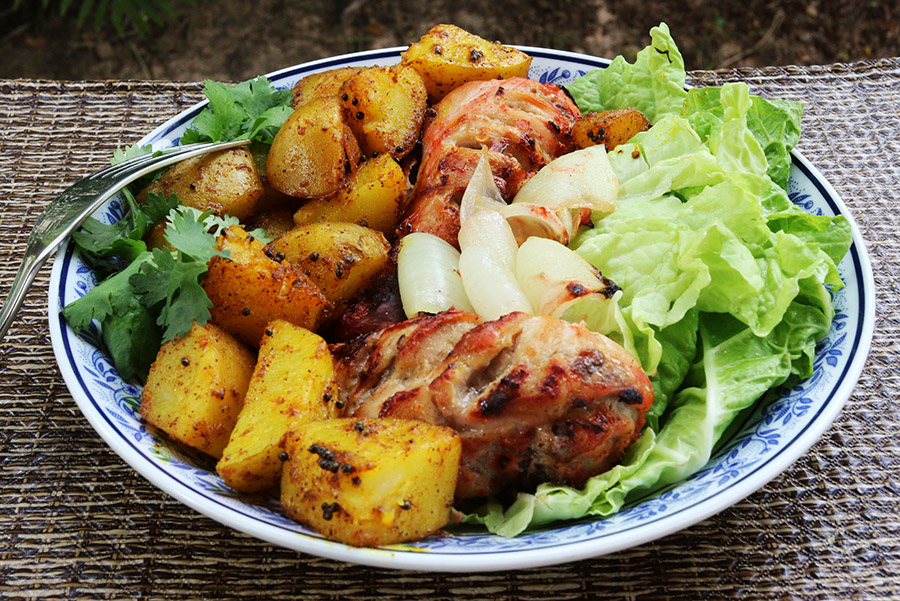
[[1, 1, 898, 82]]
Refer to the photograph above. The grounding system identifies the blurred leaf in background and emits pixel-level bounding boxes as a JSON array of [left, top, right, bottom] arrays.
[[12, 0, 193, 37]]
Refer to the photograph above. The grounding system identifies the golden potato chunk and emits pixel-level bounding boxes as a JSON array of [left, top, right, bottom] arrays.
[[571, 108, 652, 151], [140, 322, 255, 459], [339, 65, 427, 159], [268, 223, 390, 308], [400, 24, 532, 101], [216, 321, 337, 494], [291, 66, 364, 107], [281, 418, 461, 547], [203, 226, 332, 346], [138, 147, 264, 220], [245, 205, 297, 240], [266, 97, 352, 199], [292, 153, 407, 236]]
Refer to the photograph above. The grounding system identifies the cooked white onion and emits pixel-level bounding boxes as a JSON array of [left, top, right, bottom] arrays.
[[459, 148, 505, 223], [512, 145, 618, 215], [460, 245, 533, 321], [397, 232, 474, 318], [515, 237, 615, 317], [498, 203, 570, 246], [458, 209, 519, 271], [515, 237, 645, 365]]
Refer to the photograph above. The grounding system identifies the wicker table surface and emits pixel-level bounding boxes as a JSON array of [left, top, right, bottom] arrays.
[[0, 58, 898, 600]]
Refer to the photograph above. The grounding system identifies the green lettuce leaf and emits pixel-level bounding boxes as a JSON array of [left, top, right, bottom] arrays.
[[682, 84, 803, 189], [646, 309, 699, 431], [610, 115, 726, 204], [566, 23, 687, 122]]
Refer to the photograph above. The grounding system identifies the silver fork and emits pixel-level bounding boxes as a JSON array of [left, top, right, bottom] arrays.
[[0, 138, 251, 341]]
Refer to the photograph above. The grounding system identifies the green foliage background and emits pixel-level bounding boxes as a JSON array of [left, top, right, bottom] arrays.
[[12, 0, 193, 37]]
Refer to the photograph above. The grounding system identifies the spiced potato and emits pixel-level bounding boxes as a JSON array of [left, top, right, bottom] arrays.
[[281, 418, 461, 547], [216, 321, 337, 494], [140, 322, 255, 459]]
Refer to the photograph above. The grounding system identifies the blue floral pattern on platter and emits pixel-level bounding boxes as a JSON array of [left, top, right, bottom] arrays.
[[51, 50, 869, 564]]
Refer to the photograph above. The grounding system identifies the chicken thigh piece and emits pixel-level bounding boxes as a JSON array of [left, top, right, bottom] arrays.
[[332, 311, 653, 499], [399, 77, 581, 247]]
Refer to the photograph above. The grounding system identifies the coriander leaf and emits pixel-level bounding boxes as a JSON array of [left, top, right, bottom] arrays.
[[163, 207, 229, 264], [62, 252, 154, 332], [179, 128, 203, 145], [111, 143, 153, 165], [100, 298, 162, 383], [71, 189, 178, 263], [143, 192, 180, 224], [130, 248, 212, 342], [247, 226, 274, 244], [129, 247, 174, 307], [184, 80, 250, 143], [158, 262, 212, 342], [232, 76, 291, 121], [72, 224, 147, 263], [71, 188, 148, 261], [179, 75, 293, 145], [246, 104, 294, 144]]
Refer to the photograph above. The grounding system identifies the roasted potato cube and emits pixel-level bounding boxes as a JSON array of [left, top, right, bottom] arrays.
[[400, 24, 532, 101], [292, 153, 406, 235], [216, 321, 337, 494], [291, 66, 364, 107], [266, 97, 353, 199], [281, 418, 461, 547], [571, 108, 652, 151], [339, 65, 427, 159], [203, 226, 332, 346], [140, 322, 255, 459], [268, 223, 390, 307], [245, 205, 297, 240], [138, 147, 264, 220]]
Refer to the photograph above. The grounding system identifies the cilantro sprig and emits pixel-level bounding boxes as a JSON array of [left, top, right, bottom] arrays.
[[72, 190, 177, 265], [180, 76, 293, 145]]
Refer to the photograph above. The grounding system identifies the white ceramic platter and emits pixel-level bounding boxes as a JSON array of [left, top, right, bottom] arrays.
[[48, 47, 875, 572]]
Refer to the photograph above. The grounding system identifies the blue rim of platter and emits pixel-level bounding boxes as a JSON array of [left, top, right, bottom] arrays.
[[48, 46, 875, 572]]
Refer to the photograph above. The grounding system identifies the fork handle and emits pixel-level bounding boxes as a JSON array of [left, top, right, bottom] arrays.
[[0, 251, 45, 342]]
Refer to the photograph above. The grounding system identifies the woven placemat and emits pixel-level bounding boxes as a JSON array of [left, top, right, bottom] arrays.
[[0, 59, 897, 600]]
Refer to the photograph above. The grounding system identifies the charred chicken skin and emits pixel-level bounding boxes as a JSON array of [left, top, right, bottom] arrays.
[[399, 77, 581, 247], [332, 311, 653, 499]]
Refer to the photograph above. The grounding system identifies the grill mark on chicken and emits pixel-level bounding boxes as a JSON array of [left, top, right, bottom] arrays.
[[540, 363, 565, 398], [619, 387, 644, 405], [478, 368, 526, 417], [398, 78, 581, 247], [571, 349, 605, 376], [333, 311, 654, 499]]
